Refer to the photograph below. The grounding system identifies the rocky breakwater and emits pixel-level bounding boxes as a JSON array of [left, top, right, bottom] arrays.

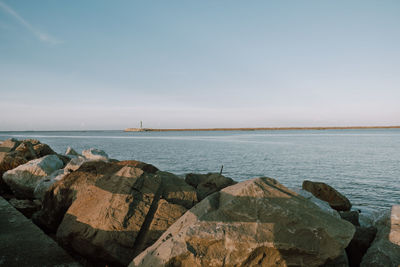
[[0, 138, 58, 196], [360, 205, 400, 266], [1, 138, 399, 266], [131, 177, 355, 267], [34, 160, 199, 266]]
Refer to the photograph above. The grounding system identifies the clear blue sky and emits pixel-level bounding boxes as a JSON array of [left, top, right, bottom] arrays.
[[1, 0, 399, 130]]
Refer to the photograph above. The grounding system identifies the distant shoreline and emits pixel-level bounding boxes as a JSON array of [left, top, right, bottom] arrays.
[[124, 125, 400, 132]]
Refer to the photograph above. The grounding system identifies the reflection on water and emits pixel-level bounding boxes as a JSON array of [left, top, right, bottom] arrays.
[[1, 129, 399, 214]]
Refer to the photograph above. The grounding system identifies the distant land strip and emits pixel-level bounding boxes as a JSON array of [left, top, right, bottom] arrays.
[[124, 126, 400, 132]]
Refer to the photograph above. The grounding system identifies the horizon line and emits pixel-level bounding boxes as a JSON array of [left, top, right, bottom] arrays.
[[125, 125, 400, 132], [1, 125, 400, 133]]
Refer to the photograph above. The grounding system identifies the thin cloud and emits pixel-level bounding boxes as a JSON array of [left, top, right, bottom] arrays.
[[0, 1, 61, 44]]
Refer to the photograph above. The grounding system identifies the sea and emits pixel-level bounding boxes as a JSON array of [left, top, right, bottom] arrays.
[[1, 129, 399, 215]]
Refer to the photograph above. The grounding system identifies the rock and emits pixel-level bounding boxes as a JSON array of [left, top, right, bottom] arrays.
[[119, 160, 159, 174], [340, 211, 360, 226], [3, 155, 64, 198], [33, 169, 67, 201], [64, 156, 88, 172], [32, 143, 56, 158], [0, 138, 21, 153], [302, 180, 352, 211], [65, 146, 80, 157], [346, 226, 377, 267], [9, 198, 41, 218], [82, 148, 109, 161], [0, 139, 56, 194], [361, 205, 400, 266], [131, 177, 355, 267], [56, 153, 72, 165], [322, 250, 349, 267], [35, 160, 197, 266], [14, 142, 37, 161], [292, 188, 340, 218], [185, 172, 237, 200]]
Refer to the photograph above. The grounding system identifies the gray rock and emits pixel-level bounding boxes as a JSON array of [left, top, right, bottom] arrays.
[[292, 188, 340, 219], [3, 155, 64, 198], [65, 147, 80, 157], [361, 205, 400, 267], [33, 169, 67, 201], [340, 210, 360, 226], [82, 148, 108, 161]]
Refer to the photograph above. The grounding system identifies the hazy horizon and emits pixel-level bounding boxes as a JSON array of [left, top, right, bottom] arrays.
[[1, 1, 400, 131]]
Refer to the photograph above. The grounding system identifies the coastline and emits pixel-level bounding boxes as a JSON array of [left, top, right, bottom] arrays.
[[124, 125, 400, 132]]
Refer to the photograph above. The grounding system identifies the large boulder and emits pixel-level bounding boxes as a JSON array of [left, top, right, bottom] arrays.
[[131, 177, 355, 267], [33, 169, 67, 201], [185, 172, 237, 200], [3, 155, 64, 198], [302, 180, 352, 211], [82, 148, 109, 161], [34, 160, 197, 266], [0, 139, 56, 194], [292, 188, 340, 219], [361, 205, 400, 267]]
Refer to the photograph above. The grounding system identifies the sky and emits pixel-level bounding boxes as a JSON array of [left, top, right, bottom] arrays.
[[0, 0, 399, 130]]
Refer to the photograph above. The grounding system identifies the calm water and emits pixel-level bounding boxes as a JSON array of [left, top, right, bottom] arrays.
[[1, 129, 399, 214]]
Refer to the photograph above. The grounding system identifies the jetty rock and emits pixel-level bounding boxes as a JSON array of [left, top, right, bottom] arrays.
[[33, 168, 67, 201], [302, 180, 352, 211], [131, 177, 355, 267], [65, 146, 81, 158], [0, 138, 56, 194], [185, 172, 237, 201], [82, 148, 109, 161], [3, 154, 64, 199], [33, 156, 93, 201], [34, 160, 197, 266], [291, 188, 340, 219], [361, 205, 400, 267]]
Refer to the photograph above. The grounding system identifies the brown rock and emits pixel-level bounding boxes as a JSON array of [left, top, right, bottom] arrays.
[[361, 205, 400, 267], [32, 143, 56, 158], [131, 177, 355, 267], [35, 160, 197, 266], [302, 180, 352, 211], [118, 160, 159, 174], [185, 172, 237, 200], [14, 142, 37, 161]]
